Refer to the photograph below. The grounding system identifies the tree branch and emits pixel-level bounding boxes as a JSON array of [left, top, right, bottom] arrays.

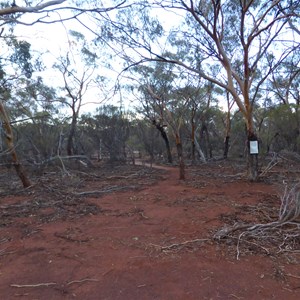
[[0, 0, 66, 16]]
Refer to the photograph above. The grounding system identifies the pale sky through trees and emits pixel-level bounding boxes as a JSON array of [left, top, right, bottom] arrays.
[[13, 13, 122, 115], [6, 1, 300, 116], [10, 2, 185, 115]]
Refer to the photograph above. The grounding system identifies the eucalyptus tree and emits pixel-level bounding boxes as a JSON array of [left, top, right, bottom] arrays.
[[129, 58, 222, 177], [166, 0, 299, 180], [0, 1, 127, 27], [0, 35, 35, 187], [133, 62, 177, 164], [266, 53, 300, 152], [9, 76, 60, 163], [133, 119, 165, 163], [175, 84, 205, 163], [81, 105, 130, 163], [263, 104, 300, 153], [0, 1, 128, 187], [174, 81, 221, 162], [269, 55, 300, 106], [133, 62, 220, 178], [131, 61, 193, 178], [54, 30, 100, 156], [223, 91, 236, 159], [104, 0, 300, 180]]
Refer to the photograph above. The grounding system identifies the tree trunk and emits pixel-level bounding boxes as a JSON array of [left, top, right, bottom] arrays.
[[0, 101, 31, 188], [190, 109, 196, 162], [67, 114, 77, 156], [223, 105, 231, 159], [175, 133, 185, 180], [243, 101, 259, 181], [247, 131, 259, 181], [191, 139, 196, 162], [200, 123, 212, 159], [223, 136, 230, 159], [191, 121, 196, 162], [57, 130, 64, 156], [153, 120, 173, 164], [194, 137, 206, 162], [163, 132, 173, 164]]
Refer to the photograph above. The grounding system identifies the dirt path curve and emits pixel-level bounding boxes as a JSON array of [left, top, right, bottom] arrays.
[[0, 163, 299, 299]]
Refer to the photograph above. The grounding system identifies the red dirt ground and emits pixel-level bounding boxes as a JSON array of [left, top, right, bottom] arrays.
[[0, 160, 299, 299]]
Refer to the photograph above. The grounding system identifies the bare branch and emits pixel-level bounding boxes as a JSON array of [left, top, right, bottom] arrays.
[[0, 0, 66, 16]]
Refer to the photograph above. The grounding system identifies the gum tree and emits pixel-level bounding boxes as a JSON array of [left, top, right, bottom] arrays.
[[0, 36, 35, 188], [167, 0, 300, 180], [0, 0, 126, 187], [105, 0, 300, 180], [54, 30, 99, 156]]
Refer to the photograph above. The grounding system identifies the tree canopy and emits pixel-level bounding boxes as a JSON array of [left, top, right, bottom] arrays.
[[1, 0, 300, 185]]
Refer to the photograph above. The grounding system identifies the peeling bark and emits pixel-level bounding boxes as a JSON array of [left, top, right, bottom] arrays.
[[0, 101, 31, 188]]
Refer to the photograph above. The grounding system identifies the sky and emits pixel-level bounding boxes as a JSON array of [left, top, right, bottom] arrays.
[[9, 1, 189, 116], [9, 1, 238, 116], [13, 11, 122, 115]]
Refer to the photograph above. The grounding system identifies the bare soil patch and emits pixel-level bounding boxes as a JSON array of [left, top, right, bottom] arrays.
[[0, 161, 299, 299]]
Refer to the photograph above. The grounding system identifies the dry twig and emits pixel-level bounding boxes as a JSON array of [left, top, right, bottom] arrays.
[[66, 278, 99, 286], [214, 183, 300, 259], [11, 282, 57, 288], [259, 153, 279, 177], [150, 238, 210, 252], [74, 185, 137, 196], [280, 184, 300, 222]]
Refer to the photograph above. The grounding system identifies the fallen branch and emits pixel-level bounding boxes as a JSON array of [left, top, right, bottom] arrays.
[[259, 152, 279, 177], [214, 183, 300, 259], [214, 219, 298, 240], [151, 238, 210, 252], [66, 278, 99, 286], [11, 282, 57, 288], [41, 155, 94, 167], [286, 273, 300, 280], [279, 184, 300, 222], [54, 232, 90, 243], [74, 185, 137, 196]]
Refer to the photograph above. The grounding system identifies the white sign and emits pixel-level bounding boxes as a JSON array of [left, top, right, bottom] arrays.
[[250, 141, 259, 154]]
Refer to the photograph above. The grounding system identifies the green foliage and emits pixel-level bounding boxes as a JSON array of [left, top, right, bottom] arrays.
[[68, 30, 98, 65], [0, 63, 5, 80], [80, 105, 131, 162], [15, 121, 61, 162], [0, 2, 10, 9], [7, 76, 58, 121], [132, 118, 165, 159], [69, 30, 85, 41], [265, 104, 300, 152], [9, 39, 33, 78], [81, 47, 98, 65]]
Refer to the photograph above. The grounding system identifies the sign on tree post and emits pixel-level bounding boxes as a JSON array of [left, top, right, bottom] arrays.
[[249, 140, 259, 155]]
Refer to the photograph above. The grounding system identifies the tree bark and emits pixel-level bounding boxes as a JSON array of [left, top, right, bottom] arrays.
[[200, 123, 212, 159], [190, 108, 196, 162], [0, 101, 31, 188], [191, 123, 195, 161], [223, 136, 230, 159], [67, 114, 77, 156], [175, 133, 185, 180], [153, 120, 173, 164], [247, 131, 259, 181], [194, 137, 206, 162], [223, 98, 232, 159]]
